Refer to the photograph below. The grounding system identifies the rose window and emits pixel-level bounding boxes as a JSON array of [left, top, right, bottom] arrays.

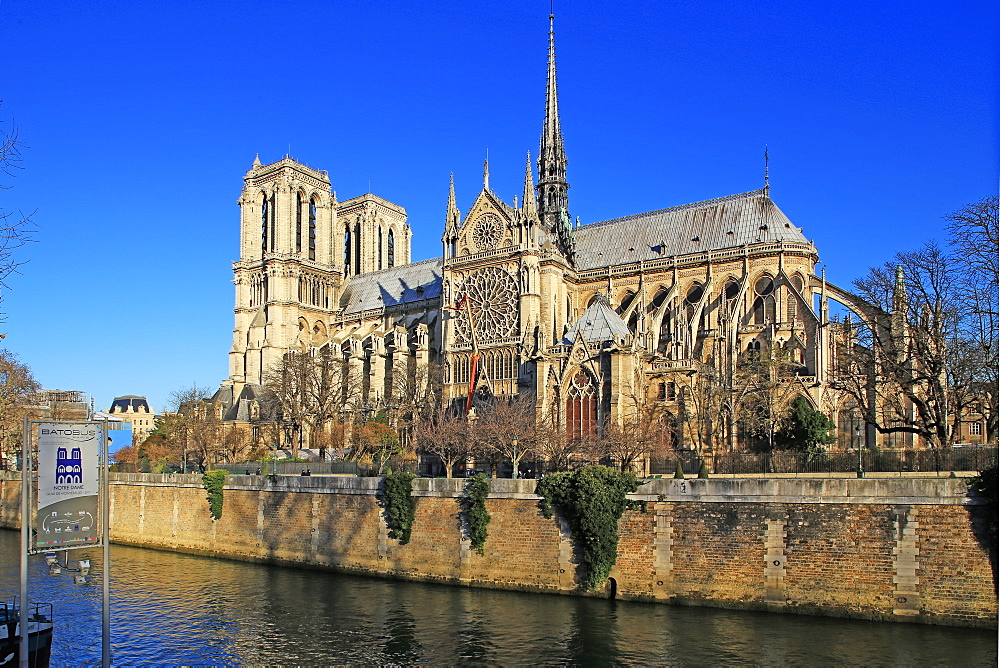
[[454, 266, 518, 343], [472, 214, 504, 251]]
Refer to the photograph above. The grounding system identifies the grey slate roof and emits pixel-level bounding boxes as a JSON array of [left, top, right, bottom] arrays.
[[340, 258, 443, 315], [573, 190, 808, 271], [563, 298, 633, 344]]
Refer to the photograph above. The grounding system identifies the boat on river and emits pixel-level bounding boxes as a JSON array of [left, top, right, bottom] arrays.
[[0, 599, 53, 667]]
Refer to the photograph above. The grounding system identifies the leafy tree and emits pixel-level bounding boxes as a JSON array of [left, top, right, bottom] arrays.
[[0, 349, 39, 464], [774, 396, 836, 452], [353, 412, 404, 474]]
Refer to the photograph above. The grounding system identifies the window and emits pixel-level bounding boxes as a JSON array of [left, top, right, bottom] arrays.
[[387, 229, 395, 268], [308, 200, 317, 261], [970, 422, 983, 436], [261, 195, 269, 253], [378, 227, 383, 270], [566, 370, 598, 441], [296, 194, 303, 253], [354, 221, 362, 275], [344, 226, 351, 273], [269, 194, 276, 251]]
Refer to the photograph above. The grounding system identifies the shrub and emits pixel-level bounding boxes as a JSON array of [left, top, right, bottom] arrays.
[[201, 470, 227, 520], [535, 465, 641, 590], [673, 461, 685, 479], [382, 470, 417, 544], [697, 461, 709, 479], [463, 473, 491, 555]]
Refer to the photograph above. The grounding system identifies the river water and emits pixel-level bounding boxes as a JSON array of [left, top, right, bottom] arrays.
[[0, 530, 995, 666]]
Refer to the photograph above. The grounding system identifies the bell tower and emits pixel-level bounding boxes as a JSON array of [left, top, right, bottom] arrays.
[[230, 155, 339, 391]]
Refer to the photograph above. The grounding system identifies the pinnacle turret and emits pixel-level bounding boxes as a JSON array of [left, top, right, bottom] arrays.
[[444, 173, 460, 239], [522, 151, 538, 219]]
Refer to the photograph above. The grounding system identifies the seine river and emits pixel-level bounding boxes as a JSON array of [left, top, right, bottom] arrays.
[[1, 530, 995, 666]]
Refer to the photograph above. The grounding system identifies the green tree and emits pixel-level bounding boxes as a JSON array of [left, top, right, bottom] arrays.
[[774, 396, 836, 452]]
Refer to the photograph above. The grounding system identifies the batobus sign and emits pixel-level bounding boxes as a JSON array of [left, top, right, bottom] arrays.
[[34, 422, 102, 551]]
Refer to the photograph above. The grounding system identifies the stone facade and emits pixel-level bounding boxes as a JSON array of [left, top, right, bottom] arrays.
[[216, 16, 877, 454]]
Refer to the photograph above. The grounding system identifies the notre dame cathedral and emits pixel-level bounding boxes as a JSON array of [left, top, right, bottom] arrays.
[[215, 16, 877, 455]]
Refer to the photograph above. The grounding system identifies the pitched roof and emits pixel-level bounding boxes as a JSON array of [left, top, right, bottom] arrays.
[[563, 298, 632, 344], [573, 190, 808, 270], [340, 258, 443, 315]]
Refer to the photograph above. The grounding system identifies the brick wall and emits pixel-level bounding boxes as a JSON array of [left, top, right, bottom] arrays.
[[0, 473, 994, 628]]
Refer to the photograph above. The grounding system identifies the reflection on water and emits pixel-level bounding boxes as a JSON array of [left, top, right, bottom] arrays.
[[0, 529, 995, 665]]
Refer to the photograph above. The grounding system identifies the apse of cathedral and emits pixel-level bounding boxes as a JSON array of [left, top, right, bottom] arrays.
[[216, 15, 857, 449]]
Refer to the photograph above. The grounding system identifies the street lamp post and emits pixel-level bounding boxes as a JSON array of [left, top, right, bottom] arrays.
[[511, 437, 518, 479], [854, 422, 864, 478]]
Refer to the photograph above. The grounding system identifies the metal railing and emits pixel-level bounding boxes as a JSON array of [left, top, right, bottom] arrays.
[[650, 447, 998, 476]]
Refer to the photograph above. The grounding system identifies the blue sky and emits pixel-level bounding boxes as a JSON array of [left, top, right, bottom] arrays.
[[1, 0, 996, 415]]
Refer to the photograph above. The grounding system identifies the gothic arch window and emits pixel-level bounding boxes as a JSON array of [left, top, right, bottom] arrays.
[[387, 229, 395, 268], [268, 193, 276, 251], [753, 275, 775, 325], [566, 369, 598, 442], [308, 199, 317, 261], [295, 193, 303, 253], [354, 221, 362, 275], [378, 226, 383, 270], [261, 194, 269, 254], [344, 225, 352, 274]]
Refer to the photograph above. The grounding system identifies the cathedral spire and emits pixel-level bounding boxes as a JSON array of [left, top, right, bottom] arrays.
[[537, 12, 573, 262]]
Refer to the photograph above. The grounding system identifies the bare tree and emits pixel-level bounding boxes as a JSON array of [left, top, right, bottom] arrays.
[[838, 243, 962, 448], [946, 196, 998, 442], [533, 405, 584, 473], [473, 393, 539, 478], [602, 367, 672, 473], [415, 405, 471, 478], [0, 107, 37, 309], [730, 346, 800, 454], [263, 347, 359, 458], [678, 362, 730, 454]]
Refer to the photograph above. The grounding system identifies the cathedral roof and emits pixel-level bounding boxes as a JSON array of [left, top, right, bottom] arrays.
[[573, 190, 808, 270], [341, 258, 443, 315], [563, 297, 632, 344]]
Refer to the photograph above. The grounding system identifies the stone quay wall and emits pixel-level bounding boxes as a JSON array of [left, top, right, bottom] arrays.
[[0, 472, 995, 628]]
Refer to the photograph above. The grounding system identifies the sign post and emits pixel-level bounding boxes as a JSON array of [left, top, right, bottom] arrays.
[[21, 419, 110, 667]]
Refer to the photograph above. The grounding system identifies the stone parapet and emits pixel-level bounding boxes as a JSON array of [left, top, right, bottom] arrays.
[[0, 472, 993, 628]]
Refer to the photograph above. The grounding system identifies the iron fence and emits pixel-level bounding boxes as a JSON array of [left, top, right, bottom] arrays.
[[657, 446, 997, 476]]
